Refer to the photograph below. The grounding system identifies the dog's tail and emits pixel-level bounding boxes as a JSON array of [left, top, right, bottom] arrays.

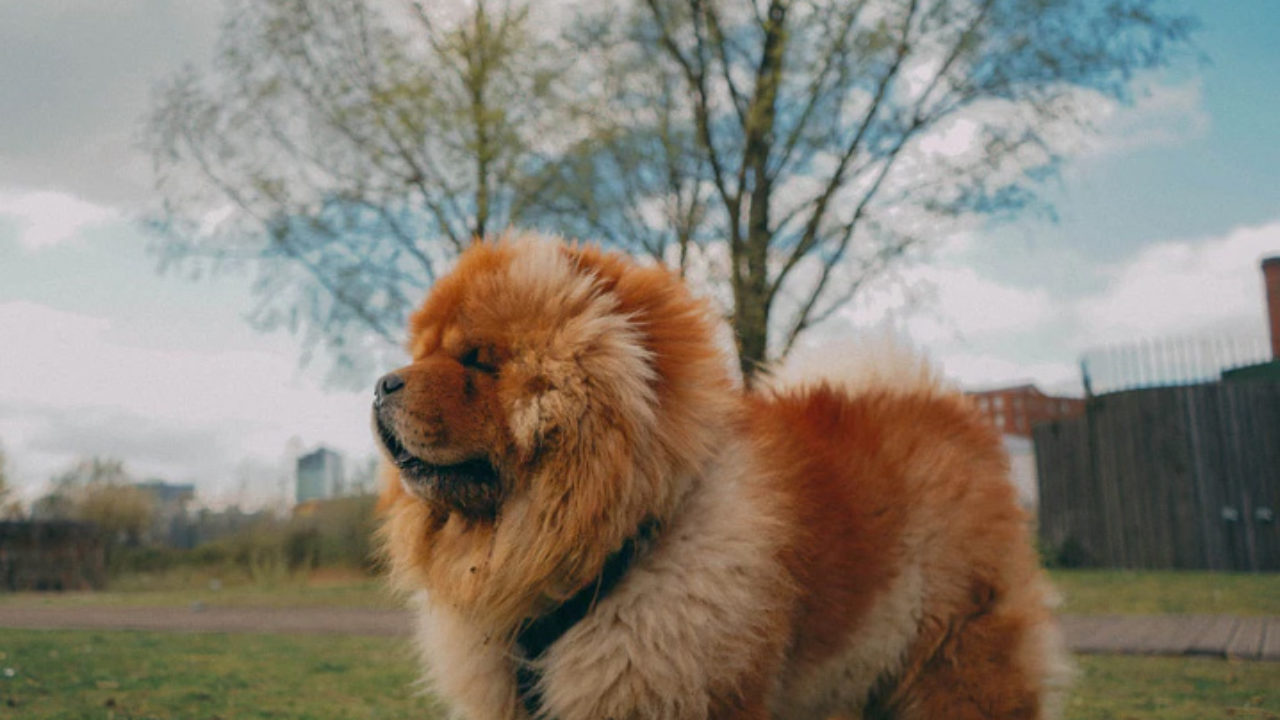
[[759, 331, 949, 399]]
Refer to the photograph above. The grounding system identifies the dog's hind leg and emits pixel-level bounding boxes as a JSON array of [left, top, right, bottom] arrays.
[[880, 603, 1068, 720]]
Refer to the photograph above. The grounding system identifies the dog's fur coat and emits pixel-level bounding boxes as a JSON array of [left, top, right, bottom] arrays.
[[376, 235, 1068, 720]]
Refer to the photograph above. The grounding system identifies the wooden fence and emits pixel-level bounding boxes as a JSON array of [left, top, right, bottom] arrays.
[[1034, 382, 1280, 571], [0, 521, 106, 591]]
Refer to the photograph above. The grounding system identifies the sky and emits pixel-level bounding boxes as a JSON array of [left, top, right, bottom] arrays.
[[2, 1, 1278, 508]]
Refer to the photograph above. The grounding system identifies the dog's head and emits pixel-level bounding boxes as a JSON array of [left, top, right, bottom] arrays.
[[375, 237, 734, 614], [374, 237, 662, 519]]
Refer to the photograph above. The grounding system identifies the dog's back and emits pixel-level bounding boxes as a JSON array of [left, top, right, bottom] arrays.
[[749, 360, 1069, 719]]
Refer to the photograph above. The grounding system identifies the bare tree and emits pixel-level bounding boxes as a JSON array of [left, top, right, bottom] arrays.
[[0, 442, 8, 506], [148, 0, 1194, 383], [553, 0, 1196, 379], [0, 442, 19, 519], [39, 458, 155, 545], [523, 18, 715, 280], [147, 0, 568, 383], [76, 484, 156, 547]]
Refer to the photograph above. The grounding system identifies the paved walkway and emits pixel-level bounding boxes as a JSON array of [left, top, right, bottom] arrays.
[[1, 607, 1277, 661], [1059, 614, 1280, 661]]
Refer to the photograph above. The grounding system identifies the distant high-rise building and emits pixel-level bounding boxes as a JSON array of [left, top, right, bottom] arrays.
[[296, 448, 345, 504], [133, 480, 196, 547], [134, 480, 196, 508]]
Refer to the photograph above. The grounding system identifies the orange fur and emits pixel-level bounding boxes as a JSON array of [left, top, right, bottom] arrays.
[[376, 234, 1067, 720]]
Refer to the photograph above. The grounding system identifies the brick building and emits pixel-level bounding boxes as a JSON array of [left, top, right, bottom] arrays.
[[1266, 256, 1280, 360], [1219, 256, 1280, 382], [967, 384, 1084, 438]]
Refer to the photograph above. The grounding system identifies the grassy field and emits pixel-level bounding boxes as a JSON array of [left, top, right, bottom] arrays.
[[5, 568, 1277, 617], [1068, 655, 1278, 720], [1050, 569, 1280, 616], [0, 629, 1275, 720], [0, 630, 441, 720]]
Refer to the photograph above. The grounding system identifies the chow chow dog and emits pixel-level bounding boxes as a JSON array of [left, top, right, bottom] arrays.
[[375, 234, 1067, 720]]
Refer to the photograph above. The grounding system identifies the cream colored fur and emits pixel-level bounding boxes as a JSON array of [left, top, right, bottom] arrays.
[[535, 444, 792, 720], [775, 565, 924, 719], [410, 437, 791, 720], [1024, 588, 1074, 720], [413, 592, 521, 720], [765, 333, 949, 399], [500, 239, 658, 455]]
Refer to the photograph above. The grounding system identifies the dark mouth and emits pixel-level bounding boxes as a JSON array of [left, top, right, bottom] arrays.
[[375, 415, 499, 489]]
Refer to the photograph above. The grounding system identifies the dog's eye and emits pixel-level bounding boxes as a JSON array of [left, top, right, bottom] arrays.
[[459, 347, 497, 374]]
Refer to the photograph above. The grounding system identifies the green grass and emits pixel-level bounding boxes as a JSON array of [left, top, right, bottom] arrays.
[[0, 630, 441, 720], [0, 568, 397, 611], [0, 630, 1275, 719], [1069, 655, 1279, 720], [1049, 569, 1280, 616], [8, 568, 1277, 616]]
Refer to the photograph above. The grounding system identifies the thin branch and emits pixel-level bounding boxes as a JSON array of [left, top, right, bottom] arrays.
[[251, 100, 440, 282], [701, 1, 749, 127], [642, 0, 740, 247], [769, 0, 869, 179], [175, 120, 398, 344], [768, 0, 918, 302], [777, 112, 924, 353], [779, 237, 911, 356], [262, 24, 470, 249], [911, 0, 995, 121]]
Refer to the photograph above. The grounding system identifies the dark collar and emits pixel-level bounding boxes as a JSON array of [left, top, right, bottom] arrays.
[[514, 520, 658, 718]]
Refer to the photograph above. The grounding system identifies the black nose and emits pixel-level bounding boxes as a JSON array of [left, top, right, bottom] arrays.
[[376, 372, 405, 401]]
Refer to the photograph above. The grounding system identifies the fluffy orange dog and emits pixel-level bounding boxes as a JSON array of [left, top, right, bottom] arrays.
[[375, 235, 1067, 720]]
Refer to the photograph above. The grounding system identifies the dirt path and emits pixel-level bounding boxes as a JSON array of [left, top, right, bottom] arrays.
[[2, 606, 1277, 661]]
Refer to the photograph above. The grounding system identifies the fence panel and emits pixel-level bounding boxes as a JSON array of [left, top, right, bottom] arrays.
[[1035, 382, 1280, 570]]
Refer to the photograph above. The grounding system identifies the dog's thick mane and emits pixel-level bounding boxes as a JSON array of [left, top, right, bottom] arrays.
[[380, 236, 736, 635]]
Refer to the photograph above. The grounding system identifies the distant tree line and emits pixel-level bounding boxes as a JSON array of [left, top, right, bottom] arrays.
[[30, 458, 155, 548], [0, 442, 21, 520], [20, 455, 382, 579]]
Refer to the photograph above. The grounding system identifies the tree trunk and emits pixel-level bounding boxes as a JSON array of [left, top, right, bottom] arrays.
[[734, 265, 770, 385], [732, 0, 788, 386]]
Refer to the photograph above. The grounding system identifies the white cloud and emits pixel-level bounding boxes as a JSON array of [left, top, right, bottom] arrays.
[[799, 217, 1279, 396], [0, 301, 377, 506], [933, 352, 1080, 395], [1069, 78, 1210, 162], [1075, 219, 1279, 344], [0, 3, 221, 207], [909, 76, 1208, 173], [0, 190, 120, 250], [802, 251, 1066, 392], [917, 117, 982, 159], [834, 259, 1053, 346], [908, 264, 1053, 343]]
